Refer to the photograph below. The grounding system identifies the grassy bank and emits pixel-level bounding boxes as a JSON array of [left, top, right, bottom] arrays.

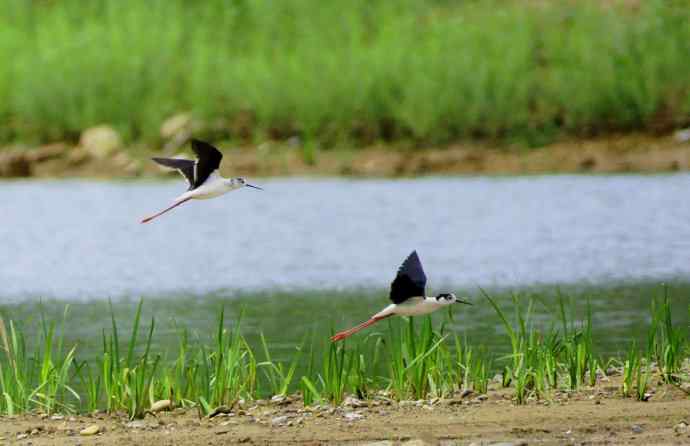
[[1, 0, 689, 151], [0, 290, 687, 418]]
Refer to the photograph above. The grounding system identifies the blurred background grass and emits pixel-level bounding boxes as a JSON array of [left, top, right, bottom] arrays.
[[1, 0, 689, 149]]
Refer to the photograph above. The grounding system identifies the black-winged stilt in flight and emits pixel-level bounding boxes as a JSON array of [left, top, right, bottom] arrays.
[[141, 139, 262, 223], [331, 251, 472, 342]]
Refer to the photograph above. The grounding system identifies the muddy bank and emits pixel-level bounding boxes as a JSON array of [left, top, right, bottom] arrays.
[[2, 375, 689, 445], [1, 133, 689, 179]]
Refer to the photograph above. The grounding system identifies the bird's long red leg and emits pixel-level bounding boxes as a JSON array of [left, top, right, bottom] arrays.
[[140, 197, 192, 224], [330, 314, 392, 342]]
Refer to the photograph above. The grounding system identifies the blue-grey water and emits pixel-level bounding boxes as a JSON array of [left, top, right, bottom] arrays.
[[2, 175, 690, 300]]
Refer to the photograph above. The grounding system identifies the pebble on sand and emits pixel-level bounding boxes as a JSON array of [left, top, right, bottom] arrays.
[[150, 399, 172, 413], [402, 440, 433, 446], [344, 412, 364, 421], [674, 128, 690, 143], [271, 415, 289, 426], [160, 113, 193, 140], [473, 441, 527, 446], [126, 420, 148, 429], [79, 424, 101, 436], [343, 396, 366, 408], [79, 125, 122, 160]]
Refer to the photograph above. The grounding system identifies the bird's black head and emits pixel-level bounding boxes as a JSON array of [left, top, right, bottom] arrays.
[[435, 293, 472, 305]]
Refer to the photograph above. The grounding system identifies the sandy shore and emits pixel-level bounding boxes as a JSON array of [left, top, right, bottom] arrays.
[[2, 133, 689, 179], [3, 374, 689, 445]]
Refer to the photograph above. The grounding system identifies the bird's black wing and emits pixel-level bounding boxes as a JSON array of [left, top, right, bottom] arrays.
[[151, 157, 195, 189], [389, 251, 428, 304], [190, 139, 223, 189]]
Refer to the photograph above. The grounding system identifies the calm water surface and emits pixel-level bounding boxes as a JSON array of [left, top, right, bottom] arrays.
[[2, 175, 690, 299], [1, 175, 689, 357]]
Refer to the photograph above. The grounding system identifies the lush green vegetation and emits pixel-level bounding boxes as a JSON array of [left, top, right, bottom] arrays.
[[0, 291, 687, 418], [1, 0, 689, 150]]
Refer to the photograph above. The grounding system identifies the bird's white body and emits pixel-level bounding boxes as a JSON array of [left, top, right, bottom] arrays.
[[373, 297, 448, 318], [330, 252, 473, 343], [331, 293, 466, 342], [175, 173, 242, 202], [330, 250, 472, 343]]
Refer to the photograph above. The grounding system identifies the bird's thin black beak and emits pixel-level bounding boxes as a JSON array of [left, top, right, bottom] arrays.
[[455, 299, 472, 305], [245, 183, 263, 190]]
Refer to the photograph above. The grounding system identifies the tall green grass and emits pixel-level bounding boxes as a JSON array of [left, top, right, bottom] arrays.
[[0, 307, 79, 415], [258, 333, 302, 397], [558, 297, 598, 389], [0, 0, 689, 148], [484, 290, 610, 403], [0, 290, 688, 417], [387, 317, 449, 400], [195, 308, 257, 415], [100, 299, 160, 418], [650, 288, 685, 383], [621, 340, 652, 401]]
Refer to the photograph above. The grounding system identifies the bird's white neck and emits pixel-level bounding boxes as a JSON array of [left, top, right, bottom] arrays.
[[374, 296, 456, 318], [179, 173, 241, 201], [209, 173, 240, 190]]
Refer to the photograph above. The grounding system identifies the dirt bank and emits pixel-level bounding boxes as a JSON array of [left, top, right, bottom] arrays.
[[1, 133, 689, 179], [2, 375, 689, 445]]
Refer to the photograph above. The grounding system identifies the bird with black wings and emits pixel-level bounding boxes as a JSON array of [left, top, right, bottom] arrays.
[[331, 251, 472, 342]]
